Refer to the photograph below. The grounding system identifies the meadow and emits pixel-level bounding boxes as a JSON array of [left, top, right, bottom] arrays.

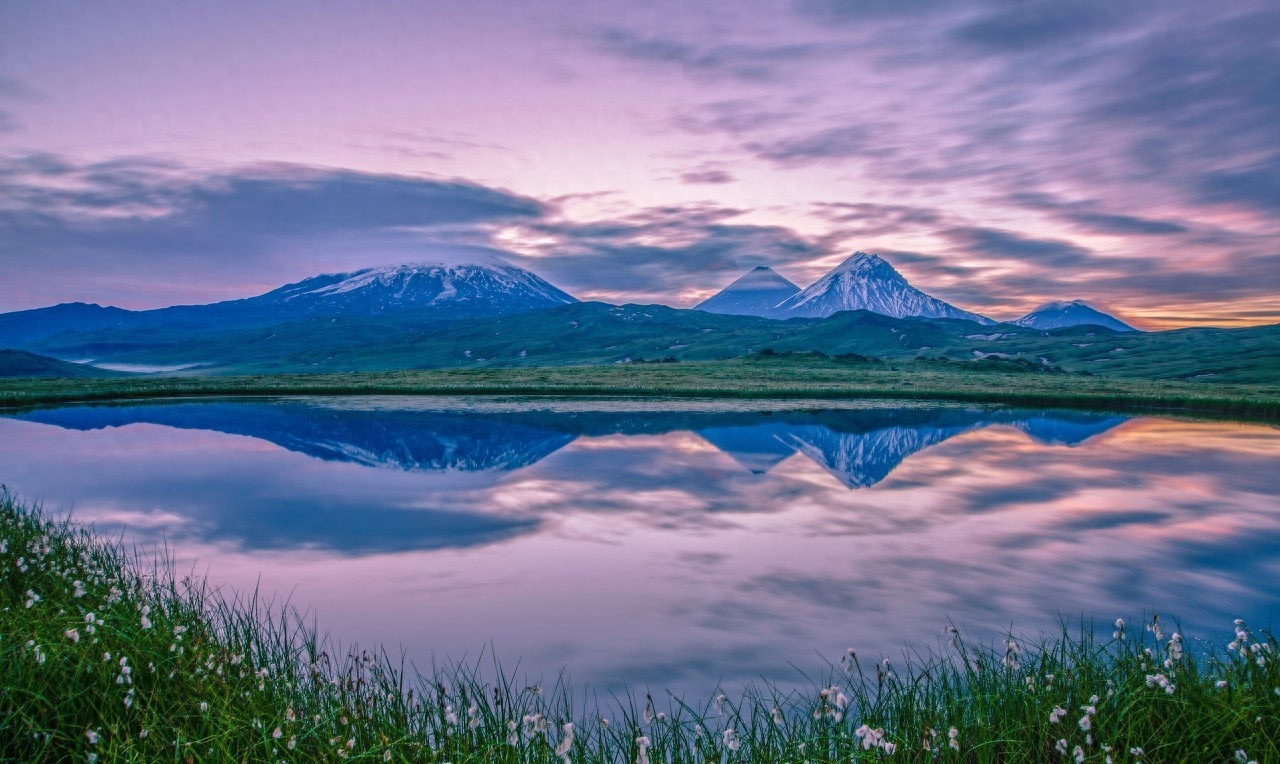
[[3, 490, 1278, 762], [2, 355, 1279, 422]]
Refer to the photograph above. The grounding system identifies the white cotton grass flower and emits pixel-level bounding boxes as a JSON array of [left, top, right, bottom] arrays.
[[1113, 618, 1126, 639], [839, 647, 858, 673], [467, 703, 480, 729], [73, 580, 86, 597], [1055, 739, 1069, 755], [554, 722, 574, 758], [722, 727, 740, 752], [772, 706, 784, 726], [1073, 745, 1086, 763], [1049, 706, 1067, 724], [635, 735, 651, 764], [24, 589, 39, 608], [506, 721, 519, 746], [65, 629, 80, 644], [1235, 751, 1258, 764], [272, 727, 282, 739], [949, 727, 960, 751], [85, 729, 100, 745], [383, 751, 392, 762], [287, 735, 297, 751]]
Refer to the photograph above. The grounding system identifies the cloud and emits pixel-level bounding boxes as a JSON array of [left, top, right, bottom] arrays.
[[0, 155, 548, 309], [678, 167, 735, 185], [501, 205, 827, 304], [941, 227, 1095, 269], [584, 26, 831, 82], [1008, 193, 1187, 236], [749, 125, 896, 167]]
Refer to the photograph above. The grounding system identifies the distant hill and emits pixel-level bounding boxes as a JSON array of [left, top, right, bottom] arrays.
[[1012, 300, 1137, 332], [695, 266, 800, 318], [774, 253, 994, 324], [0, 257, 576, 349], [0, 349, 125, 378]]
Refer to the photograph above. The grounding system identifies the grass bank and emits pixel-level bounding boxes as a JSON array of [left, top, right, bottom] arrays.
[[2, 491, 1278, 762], [2, 356, 1279, 422]]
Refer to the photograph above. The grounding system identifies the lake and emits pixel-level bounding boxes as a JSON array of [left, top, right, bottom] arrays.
[[2, 397, 1278, 698]]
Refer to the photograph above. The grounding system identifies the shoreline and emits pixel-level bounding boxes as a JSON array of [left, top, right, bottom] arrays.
[[3, 357, 1278, 423]]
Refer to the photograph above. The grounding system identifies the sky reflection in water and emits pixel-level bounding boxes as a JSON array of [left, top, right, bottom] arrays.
[[2, 397, 1278, 695]]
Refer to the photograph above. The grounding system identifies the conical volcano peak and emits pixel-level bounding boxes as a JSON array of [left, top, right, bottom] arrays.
[[773, 252, 993, 323], [831, 252, 899, 277], [694, 266, 800, 317]]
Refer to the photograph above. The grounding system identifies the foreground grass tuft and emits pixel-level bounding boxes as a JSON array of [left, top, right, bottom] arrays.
[[2, 490, 1278, 762]]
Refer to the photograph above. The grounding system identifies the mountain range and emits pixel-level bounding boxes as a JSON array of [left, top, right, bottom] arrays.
[[15, 251, 1276, 381]]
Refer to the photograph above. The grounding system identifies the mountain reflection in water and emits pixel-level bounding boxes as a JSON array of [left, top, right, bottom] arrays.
[[2, 398, 1276, 695], [14, 400, 1127, 490]]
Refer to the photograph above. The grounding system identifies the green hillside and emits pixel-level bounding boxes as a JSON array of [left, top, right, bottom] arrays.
[[24, 303, 1280, 386], [0, 349, 124, 378]]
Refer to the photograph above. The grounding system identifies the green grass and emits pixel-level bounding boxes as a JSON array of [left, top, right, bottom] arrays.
[[2, 355, 1279, 422], [3, 491, 1279, 763], [24, 302, 1280, 385]]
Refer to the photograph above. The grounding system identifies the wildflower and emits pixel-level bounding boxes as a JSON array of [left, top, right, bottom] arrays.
[[1146, 614, 1163, 641], [949, 727, 960, 751], [1004, 639, 1022, 671], [555, 723, 574, 757], [467, 703, 480, 729], [1073, 745, 1086, 763], [636, 735, 651, 764], [199, 702, 208, 712], [272, 727, 282, 739], [1049, 706, 1067, 724], [1078, 714, 1091, 732], [88, 755, 98, 764], [1130, 747, 1144, 757], [85, 729, 100, 745], [1055, 739, 1069, 755], [506, 721, 519, 746], [65, 629, 80, 644], [1217, 680, 1229, 689], [287, 736, 297, 751], [73, 580, 86, 597], [772, 706, 784, 726], [839, 647, 858, 673], [1168, 632, 1184, 661], [722, 727, 740, 751], [286, 707, 296, 722], [1235, 751, 1258, 764], [444, 705, 458, 726], [24, 589, 39, 608], [1113, 618, 1126, 639], [947, 625, 960, 645], [383, 751, 391, 762], [140, 613, 152, 629], [713, 693, 728, 716], [644, 696, 655, 724]]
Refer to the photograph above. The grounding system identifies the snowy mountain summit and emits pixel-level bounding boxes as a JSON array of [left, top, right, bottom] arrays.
[[265, 259, 577, 318], [773, 252, 993, 323], [694, 266, 800, 317], [1012, 300, 1136, 332]]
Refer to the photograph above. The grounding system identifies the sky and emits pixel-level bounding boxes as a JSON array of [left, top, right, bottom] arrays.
[[1, 0, 1278, 328]]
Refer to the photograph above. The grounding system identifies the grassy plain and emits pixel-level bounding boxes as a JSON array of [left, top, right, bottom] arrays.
[[2, 355, 1278, 421]]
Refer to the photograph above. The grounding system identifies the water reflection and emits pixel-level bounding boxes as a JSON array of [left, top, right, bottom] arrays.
[[13, 401, 1127, 493], [0, 398, 1276, 695]]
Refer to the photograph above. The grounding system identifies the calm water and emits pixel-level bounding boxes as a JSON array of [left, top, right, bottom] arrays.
[[2, 397, 1278, 695]]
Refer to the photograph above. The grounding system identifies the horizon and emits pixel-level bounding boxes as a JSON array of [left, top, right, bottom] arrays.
[[3, 1, 1279, 330]]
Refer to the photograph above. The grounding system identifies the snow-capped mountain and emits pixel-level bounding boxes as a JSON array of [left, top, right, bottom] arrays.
[[0, 257, 577, 348], [694, 266, 800, 318], [774, 252, 993, 323], [1012, 300, 1136, 332], [263, 260, 577, 319]]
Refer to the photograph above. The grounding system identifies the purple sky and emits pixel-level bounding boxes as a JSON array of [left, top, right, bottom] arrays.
[[2, 0, 1278, 328]]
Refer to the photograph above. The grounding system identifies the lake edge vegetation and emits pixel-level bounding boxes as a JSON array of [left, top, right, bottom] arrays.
[[2, 490, 1278, 763], [2, 355, 1279, 423]]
